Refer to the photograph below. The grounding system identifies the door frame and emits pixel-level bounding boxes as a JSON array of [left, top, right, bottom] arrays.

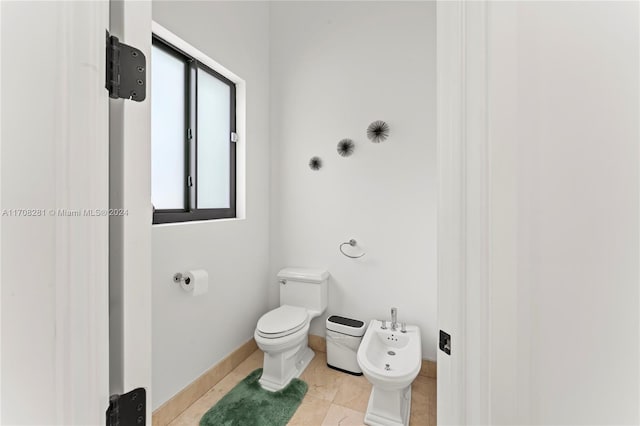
[[108, 0, 153, 423], [437, 1, 491, 424]]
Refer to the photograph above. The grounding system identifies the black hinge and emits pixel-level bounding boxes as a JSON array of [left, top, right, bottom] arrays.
[[439, 330, 451, 355], [105, 31, 146, 102], [106, 388, 146, 426]]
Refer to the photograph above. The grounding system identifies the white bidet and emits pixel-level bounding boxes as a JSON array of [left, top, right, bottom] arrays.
[[357, 320, 422, 426]]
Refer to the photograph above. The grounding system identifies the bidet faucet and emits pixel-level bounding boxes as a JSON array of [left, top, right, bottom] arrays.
[[391, 307, 398, 331]]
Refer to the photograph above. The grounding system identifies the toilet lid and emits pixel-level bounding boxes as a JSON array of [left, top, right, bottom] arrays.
[[257, 305, 308, 337]]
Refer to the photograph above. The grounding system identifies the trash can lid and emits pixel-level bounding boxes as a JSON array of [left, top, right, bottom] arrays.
[[326, 315, 366, 336]]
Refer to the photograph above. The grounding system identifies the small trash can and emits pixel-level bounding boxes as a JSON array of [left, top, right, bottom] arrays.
[[326, 315, 366, 375]]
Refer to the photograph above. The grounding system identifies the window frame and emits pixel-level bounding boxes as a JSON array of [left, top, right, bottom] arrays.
[[152, 34, 236, 224]]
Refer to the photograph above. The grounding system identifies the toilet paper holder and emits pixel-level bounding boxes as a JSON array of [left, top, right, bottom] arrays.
[[173, 272, 191, 285]]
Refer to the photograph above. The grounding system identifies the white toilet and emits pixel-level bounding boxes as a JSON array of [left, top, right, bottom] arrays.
[[254, 267, 329, 391]]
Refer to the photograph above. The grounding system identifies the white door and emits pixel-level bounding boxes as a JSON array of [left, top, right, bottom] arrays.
[[1, 1, 110, 424], [437, 1, 640, 425], [108, 0, 153, 424], [437, 1, 491, 424]]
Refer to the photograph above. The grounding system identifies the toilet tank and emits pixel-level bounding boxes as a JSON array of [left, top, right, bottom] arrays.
[[277, 268, 329, 317]]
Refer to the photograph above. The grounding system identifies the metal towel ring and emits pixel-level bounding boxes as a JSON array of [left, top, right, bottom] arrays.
[[339, 239, 366, 259]]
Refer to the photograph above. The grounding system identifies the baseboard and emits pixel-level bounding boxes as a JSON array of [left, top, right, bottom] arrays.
[[152, 338, 258, 426], [420, 359, 437, 379], [308, 334, 436, 379], [309, 334, 327, 353]]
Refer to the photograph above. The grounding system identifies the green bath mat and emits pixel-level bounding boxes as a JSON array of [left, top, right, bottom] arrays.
[[199, 369, 308, 426]]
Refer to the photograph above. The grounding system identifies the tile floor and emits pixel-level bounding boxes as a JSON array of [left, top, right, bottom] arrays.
[[168, 349, 436, 426]]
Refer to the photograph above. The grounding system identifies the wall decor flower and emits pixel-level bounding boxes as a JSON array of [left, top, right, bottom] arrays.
[[309, 156, 323, 170], [366, 120, 390, 143], [337, 139, 355, 157]]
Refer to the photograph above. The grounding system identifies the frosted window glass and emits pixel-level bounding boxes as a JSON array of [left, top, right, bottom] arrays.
[[197, 69, 231, 209], [151, 45, 185, 210]]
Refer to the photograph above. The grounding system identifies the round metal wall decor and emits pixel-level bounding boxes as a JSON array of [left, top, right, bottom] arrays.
[[337, 139, 355, 157], [309, 156, 323, 170], [367, 120, 390, 143]]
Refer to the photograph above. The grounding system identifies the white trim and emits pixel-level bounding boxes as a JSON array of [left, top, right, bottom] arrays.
[[0, 0, 4, 420], [152, 21, 244, 85], [0, 1, 3, 420], [109, 2, 153, 424], [437, 1, 491, 424], [462, 2, 491, 424], [437, 1, 466, 422]]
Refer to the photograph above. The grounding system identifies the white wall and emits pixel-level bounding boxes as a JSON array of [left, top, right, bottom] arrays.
[[151, 1, 270, 409], [269, 1, 437, 360], [487, 2, 639, 424]]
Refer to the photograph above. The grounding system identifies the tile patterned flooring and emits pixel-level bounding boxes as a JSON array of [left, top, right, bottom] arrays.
[[168, 349, 436, 426]]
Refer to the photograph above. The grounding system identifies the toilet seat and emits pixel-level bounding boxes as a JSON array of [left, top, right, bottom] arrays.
[[256, 305, 308, 339]]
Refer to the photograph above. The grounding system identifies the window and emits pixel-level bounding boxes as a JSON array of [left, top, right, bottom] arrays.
[[151, 34, 236, 224]]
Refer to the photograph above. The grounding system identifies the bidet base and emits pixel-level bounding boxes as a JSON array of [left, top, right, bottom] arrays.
[[364, 385, 412, 426]]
